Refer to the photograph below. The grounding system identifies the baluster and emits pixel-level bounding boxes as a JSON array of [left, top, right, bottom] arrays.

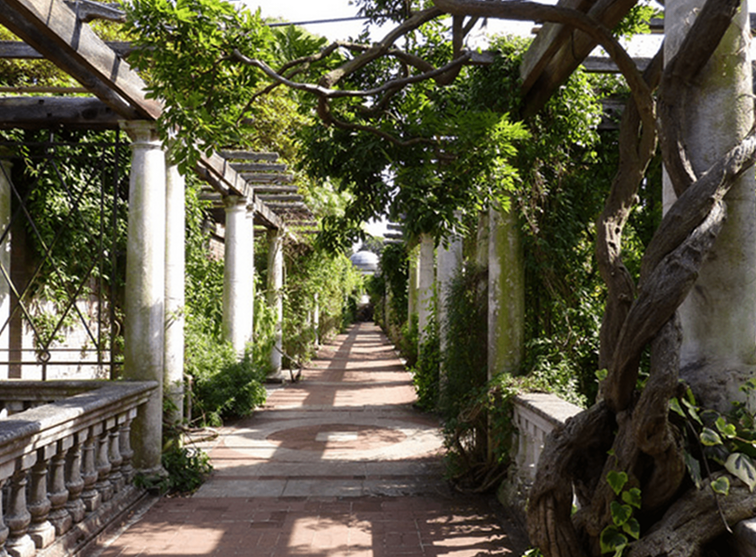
[[119, 412, 135, 484], [80, 429, 101, 513], [95, 426, 113, 502], [0, 475, 11, 557], [27, 447, 54, 549], [5, 456, 36, 557], [64, 432, 86, 523], [108, 424, 123, 493], [47, 440, 72, 536]]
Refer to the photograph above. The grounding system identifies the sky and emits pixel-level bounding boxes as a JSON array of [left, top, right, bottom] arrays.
[[245, 0, 535, 44]]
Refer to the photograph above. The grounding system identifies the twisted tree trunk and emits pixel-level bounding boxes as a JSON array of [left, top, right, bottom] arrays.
[[527, 1, 756, 554]]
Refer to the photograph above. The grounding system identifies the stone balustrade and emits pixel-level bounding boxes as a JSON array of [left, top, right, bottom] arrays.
[[499, 392, 583, 520], [0, 380, 156, 557]]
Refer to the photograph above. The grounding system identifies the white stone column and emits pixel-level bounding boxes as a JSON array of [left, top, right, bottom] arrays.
[[222, 196, 254, 356], [488, 202, 524, 381], [267, 228, 284, 373], [0, 154, 11, 380], [313, 292, 320, 347], [407, 242, 420, 322], [663, 0, 756, 410], [418, 233, 435, 343], [164, 162, 185, 427], [438, 229, 463, 353], [120, 121, 166, 475]]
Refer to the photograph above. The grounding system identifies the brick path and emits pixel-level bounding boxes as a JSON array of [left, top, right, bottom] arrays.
[[94, 322, 529, 556]]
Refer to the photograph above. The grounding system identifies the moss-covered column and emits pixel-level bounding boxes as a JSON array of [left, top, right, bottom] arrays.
[[222, 196, 254, 356], [407, 242, 419, 323], [120, 121, 166, 474], [0, 153, 11, 380], [164, 162, 185, 427], [267, 227, 284, 374], [664, 0, 756, 410], [438, 229, 463, 353], [418, 233, 435, 343], [487, 202, 524, 381], [438, 228, 463, 391]]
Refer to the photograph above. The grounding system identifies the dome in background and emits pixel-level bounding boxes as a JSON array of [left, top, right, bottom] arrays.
[[349, 250, 379, 275]]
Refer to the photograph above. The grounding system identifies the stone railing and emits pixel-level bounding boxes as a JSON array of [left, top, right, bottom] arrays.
[[0, 380, 157, 557], [499, 392, 582, 520]]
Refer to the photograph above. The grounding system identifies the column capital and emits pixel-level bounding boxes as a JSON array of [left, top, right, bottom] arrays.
[[119, 120, 160, 145], [223, 194, 249, 211]]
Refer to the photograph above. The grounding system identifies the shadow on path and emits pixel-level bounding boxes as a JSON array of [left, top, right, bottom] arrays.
[[95, 322, 529, 557]]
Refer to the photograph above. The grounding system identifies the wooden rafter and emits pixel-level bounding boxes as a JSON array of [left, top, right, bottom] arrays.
[[520, 0, 638, 116]]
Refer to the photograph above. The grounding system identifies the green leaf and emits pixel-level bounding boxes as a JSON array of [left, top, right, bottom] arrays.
[[710, 476, 731, 496], [700, 427, 723, 447], [715, 416, 737, 439], [610, 501, 632, 527], [622, 517, 641, 540], [622, 487, 642, 509], [725, 453, 756, 492], [669, 397, 685, 418], [607, 471, 628, 496], [600, 526, 628, 556], [684, 452, 704, 489], [682, 398, 702, 424]]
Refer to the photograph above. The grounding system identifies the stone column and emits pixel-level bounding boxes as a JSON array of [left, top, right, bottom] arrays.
[[488, 202, 524, 381], [418, 233, 435, 343], [267, 228, 284, 373], [0, 154, 11, 380], [164, 162, 185, 427], [438, 229, 463, 353], [222, 196, 254, 356], [407, 242, 420, 323], [663, 0, 756, 410], [120, 121, 166, 475]]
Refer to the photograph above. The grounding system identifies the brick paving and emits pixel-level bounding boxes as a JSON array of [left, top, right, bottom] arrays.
[[94, 322, 529, 556]]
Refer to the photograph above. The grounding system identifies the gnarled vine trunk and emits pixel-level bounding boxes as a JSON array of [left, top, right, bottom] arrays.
[[527, 0, 756, 555]]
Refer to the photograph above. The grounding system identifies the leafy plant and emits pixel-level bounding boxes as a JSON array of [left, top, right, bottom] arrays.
[[136, 444, 213, 495], [600, 471, 641, 556]]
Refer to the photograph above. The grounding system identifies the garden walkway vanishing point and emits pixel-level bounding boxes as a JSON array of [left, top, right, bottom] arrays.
[[93, 322, 528, 556]]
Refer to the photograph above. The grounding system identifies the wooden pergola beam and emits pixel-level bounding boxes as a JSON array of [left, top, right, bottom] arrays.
[[520, 0, 638, 117], [0, 40, 132, 59], [0, 0, 160, 120], [0, 96, 120, 128]]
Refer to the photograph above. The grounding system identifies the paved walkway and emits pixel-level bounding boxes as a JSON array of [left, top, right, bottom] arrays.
[[95, 322, 528, 556]]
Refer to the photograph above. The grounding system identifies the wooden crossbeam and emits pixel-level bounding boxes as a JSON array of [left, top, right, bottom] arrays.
[[240, 172, 293, 184], [520, 0, 637, 117], [230, 162, 287, 173], [257, 194, 303, 203], [0, 40, 132, 59], [253, 185, 299, 194], [0, 0, 158, 119], [220, 150, 279, 162], [0, 96, 120, 129]]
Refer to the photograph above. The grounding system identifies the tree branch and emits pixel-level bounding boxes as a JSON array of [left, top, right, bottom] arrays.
[[433, 0, 656, 134], [658, 0, 743, 197]]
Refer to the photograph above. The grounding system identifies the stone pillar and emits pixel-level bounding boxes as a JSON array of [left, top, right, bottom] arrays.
[[267, 228, 284, 373], [438, 229, 463, 353], [418, 233, 435, 343], [407, 242, 420, 322], [120, 121, 166, 475], [222, 196, 254, 356], [663, 0, 756, 410], [488, 202, 524, 381], [164, 162, 185, 427], [0, 154, 11, 380]]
